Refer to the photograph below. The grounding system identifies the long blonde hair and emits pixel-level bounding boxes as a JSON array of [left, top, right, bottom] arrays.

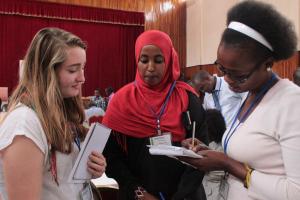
[[7, 27, 87, 153]]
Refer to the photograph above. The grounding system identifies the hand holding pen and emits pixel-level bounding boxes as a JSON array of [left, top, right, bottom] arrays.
[[182, 119, 209, 151], [191, 121, 196, 148], [181, 137, 209, 153]]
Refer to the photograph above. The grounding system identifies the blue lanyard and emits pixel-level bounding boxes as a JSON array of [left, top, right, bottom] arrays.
[[135, 81, 177, 135], [212, 78, 222, 111], [74, 135, 81, 150], [70, 124, 81, 150], [72, 125, 81, 150], [159, 192, 165, 200], [153, 81, 176, 135], [215, 77, 222, 97], [223, 73, 277, 154]]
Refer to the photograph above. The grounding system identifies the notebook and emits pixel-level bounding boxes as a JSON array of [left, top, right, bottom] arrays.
[[68, 123, 111, 183], [148, 145, 203, 158]]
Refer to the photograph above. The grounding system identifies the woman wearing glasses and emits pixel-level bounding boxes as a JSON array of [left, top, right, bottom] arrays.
[[180, 1, 300, 200]]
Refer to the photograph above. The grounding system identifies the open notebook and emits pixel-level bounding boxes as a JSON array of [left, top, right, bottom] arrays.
[[68, 123, 111, 183], [148, 145, 203, 158]]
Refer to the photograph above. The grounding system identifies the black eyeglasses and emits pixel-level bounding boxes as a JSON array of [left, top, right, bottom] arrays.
[[214, 60, 264, 84]]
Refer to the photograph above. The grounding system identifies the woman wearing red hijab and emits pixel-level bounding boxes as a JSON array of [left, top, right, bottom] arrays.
[[102, 30, 208, 200]]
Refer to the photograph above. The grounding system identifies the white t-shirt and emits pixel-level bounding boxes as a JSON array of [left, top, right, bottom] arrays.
[[0, 105, 84, 200]]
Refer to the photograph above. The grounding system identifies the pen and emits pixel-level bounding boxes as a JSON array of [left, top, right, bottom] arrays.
[[192, 121, 196, 148]]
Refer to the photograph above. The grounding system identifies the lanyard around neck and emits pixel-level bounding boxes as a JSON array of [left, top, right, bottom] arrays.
[[211, 78, 222, 111], [71, 124, 81, 150], [137, 81, 177, 135], [154, 81, 176, 135], [223, 73, 277, 154]]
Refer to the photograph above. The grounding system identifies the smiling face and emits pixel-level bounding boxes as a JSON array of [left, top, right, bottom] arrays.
[[137, 45, 166, 86], [56, 47, 86, 98]]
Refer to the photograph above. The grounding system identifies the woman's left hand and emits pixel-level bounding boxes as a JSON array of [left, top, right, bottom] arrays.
[[87, 151, 106, 178], [179, 150, 228, 172]]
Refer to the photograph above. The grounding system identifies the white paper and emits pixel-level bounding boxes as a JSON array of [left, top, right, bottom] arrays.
[[68, 123, 111, 183], [148, 145, 203, 158]]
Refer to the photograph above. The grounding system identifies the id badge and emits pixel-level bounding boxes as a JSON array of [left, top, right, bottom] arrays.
[[149, 132, 172, 146], [80, 182, 94, 200], [218, 173, 229, 200]]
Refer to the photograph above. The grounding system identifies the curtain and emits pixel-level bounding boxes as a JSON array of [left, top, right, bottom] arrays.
[[0, 0, 144, 96]]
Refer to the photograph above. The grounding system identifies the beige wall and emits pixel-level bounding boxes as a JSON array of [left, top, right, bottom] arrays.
[[187, 0, 300, 67], [262, 0, 300, 50], [186, 0, 202, 67], [187, 0, 237, 66]]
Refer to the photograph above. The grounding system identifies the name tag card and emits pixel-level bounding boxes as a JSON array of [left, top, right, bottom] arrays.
[[149, 132, 172, 146]]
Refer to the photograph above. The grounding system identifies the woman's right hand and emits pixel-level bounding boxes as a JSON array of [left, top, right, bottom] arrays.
[[181, 138, 209, 152]]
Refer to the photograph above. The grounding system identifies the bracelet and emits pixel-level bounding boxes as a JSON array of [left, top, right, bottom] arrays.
[[135, 186, 146, 200], [244, 163, 253, 189]]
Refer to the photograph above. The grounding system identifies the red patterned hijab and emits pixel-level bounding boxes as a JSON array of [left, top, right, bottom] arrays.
[[102, 30, 195, 141]]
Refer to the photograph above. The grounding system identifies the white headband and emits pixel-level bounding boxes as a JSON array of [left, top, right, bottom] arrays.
[[228, 21, 273, 51]]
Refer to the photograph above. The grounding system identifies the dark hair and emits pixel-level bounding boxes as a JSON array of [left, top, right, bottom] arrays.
[[192, 70, 211, 82], [105, 86, 114, 95], [293, 68, 300, 86], [206, 109, 226, 143], [221, 0, 297, 62]]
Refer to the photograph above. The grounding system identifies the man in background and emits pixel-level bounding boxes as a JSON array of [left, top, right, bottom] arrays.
[[105, 86, 115, 105], [192, 70, 247, 128], [90, 88, 108, 110]]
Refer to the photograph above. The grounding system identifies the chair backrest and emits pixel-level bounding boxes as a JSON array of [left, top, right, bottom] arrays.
[[89, 116, 103, 125]]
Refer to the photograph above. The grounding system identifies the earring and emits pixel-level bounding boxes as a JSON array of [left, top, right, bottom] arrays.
[[267, 67, 272, 72]]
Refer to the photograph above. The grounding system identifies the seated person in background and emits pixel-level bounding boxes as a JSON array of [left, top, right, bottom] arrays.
[[82, 97, 105, 126], [194, 70, 247, 128], [91, 88, 104, 107], [205, 109, 225, 150], [293, 67, 300, 86], [102, 30, 208, 200], [0, 28, 106, 199], [85, 103, 105, 120], [202, 109, 226, 200], [105, 86, 115, 105], [91, 88, 108, 111]]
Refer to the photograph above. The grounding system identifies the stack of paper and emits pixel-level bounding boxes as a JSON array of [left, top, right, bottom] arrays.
[[148, 145, 203, 158]]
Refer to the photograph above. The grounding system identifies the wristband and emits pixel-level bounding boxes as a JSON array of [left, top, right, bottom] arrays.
[[244, 163, 253, 189]]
